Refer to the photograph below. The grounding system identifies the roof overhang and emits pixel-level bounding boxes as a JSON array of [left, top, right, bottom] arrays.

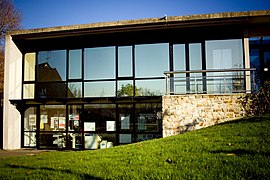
[[8, 10, 270, 53]]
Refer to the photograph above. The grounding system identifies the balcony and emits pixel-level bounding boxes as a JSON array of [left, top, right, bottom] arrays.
[[164, 68, 257, 95]]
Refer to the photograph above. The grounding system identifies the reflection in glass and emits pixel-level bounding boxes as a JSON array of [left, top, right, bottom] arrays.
[[136, 134, 162, 142], [24, 53, 35, 81], [173, 44, 186, 71], [24, 107, 37, 147], [67, 133, 83, 149], [84, 104, 116, 132], [23, 84, 35, 99], [69, 49, 82, 79], [68, 105, 82, 131], [84, 47, 115, 80], [24, 107, 37, 131], [36, 82, 66, 98], [84, 133, 101, 149], [37, 50, 66, 81], [206, 39, 244, 93], [189, 43, 202, 70], [40, 105, 66, 131], [135, 79, 165, 96], [119, 134, 132, 144], [135, 103, 162, 133], [84, 81, 115, 97], [135, 43, 169, 78], [189, 43, 202, 93], [39, 132, 66, 149], [24, 132, 36, 147], [68, 82, 82, 98], [118, 104, 133, 131], [118, 46, 132, 77], [117, 80, 134, 97], [173, 44, 186, 94]]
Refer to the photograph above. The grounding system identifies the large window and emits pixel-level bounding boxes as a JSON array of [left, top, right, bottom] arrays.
[[23, 53, 36, 99], [37, 50, 66, 81], [36, 50, 67, 99], [189, 43, 203, 93], [135, 43, 169, 78], [84, 104, 117, 149], [24, 53, 36, 81], [39, 105, 66, 149], [206, 39, 244, 93], [173, 44, 186, 94], [84, 47, 115, 80], [118, 46, 133, 77], [24, 107, 37, 147], [69, 49, 82, 79]]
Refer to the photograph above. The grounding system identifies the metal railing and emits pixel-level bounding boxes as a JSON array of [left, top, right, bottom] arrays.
[[164, 68, 257, 95]]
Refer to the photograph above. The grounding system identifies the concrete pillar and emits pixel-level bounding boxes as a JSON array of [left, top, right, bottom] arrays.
[[3, 34, 22, 149], [244, 38, 251, 93]]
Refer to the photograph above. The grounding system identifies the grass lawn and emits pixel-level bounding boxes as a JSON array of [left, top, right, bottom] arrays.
[[1, 115, 270, 179]]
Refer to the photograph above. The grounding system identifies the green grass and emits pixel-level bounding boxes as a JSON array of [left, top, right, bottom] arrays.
[[1, 115, 270, 179]]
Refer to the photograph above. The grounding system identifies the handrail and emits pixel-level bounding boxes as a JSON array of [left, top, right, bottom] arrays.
[[164, 68, 256, 75], [164, 68, 257, 95]]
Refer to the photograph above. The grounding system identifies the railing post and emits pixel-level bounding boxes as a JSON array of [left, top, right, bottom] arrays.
[[194, 74, 197, 94], [166, 74, 170, 95]]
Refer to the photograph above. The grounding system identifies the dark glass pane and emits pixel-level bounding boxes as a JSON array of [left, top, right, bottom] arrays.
[[135, 134, 162, 142], [36, 82, 66, 98], [69, 49, 82, 79], [84, 104, 116, 132], [118, 46, 132, 77], [135, 103, 162, 133], [37, 50, 66, 82], [135, 43, 169, 78], [84, 47, 115, 80], [67, 133, 83, 149], [119, 134, 132, 144], [39, 132, 66, 149], [118, 104, 133, 131]]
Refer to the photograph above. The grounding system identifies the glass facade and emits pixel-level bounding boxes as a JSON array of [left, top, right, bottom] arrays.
[[21, 38, 251, 149]]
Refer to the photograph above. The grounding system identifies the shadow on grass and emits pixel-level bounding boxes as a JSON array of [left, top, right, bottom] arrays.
[[210, 149, 270, 157], [215, 115, 269, 126], [5, 164, 103, 180]]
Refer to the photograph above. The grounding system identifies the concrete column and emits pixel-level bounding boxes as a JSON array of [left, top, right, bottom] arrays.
[[3, 34, 22, 149], [244, 38, 251, 93]]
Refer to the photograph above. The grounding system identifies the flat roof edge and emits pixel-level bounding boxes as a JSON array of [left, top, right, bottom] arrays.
[[7, 10, 270, 36]]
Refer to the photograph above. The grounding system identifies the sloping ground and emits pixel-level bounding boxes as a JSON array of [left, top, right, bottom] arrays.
[[0, 115, 269, 179]]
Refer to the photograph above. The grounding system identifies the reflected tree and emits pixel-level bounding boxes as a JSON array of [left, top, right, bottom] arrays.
[[118, 84, 140, 97], [118, 84, 161, 97], [68, 83, 81, 98]]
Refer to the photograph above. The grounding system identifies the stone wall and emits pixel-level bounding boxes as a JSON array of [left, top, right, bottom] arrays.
[[162, 94, 246, 137]]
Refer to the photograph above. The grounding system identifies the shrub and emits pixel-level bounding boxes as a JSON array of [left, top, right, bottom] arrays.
[[242, 81, 270, 116]]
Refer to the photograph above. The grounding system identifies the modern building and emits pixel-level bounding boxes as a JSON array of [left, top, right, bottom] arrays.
[[3, 10, 270, 150]]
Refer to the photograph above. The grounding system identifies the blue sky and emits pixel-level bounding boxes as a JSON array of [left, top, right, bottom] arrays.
[[14, 0, 270, 29]]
